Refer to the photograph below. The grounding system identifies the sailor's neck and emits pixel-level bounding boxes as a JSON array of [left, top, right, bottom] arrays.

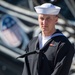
[[42, 29, 56, 37]]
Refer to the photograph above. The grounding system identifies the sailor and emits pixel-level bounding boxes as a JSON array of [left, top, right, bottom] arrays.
[[22, 3, 75, 75]]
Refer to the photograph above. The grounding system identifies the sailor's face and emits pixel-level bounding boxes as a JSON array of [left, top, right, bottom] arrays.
[[38, 14, 58, 36]]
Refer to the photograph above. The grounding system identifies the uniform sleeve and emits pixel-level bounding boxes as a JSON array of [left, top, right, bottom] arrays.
[[22, 60, 28, 75], [22, 45, 29, 75], [51, 42, 75, 75]]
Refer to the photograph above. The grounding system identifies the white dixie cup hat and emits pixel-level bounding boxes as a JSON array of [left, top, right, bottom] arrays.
[[34, 3, 61, 15]]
